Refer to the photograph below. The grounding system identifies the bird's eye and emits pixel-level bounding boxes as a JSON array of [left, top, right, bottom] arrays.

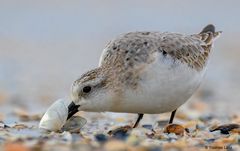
[[82, 86, 92, 93]]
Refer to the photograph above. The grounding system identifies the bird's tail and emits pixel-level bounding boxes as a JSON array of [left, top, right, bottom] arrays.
[[198, 24, 222, 45]]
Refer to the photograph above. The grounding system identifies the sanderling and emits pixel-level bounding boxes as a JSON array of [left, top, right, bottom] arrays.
[[68, 24, 221, 128]]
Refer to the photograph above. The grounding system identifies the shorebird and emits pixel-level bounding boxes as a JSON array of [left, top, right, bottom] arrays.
[[67, 24, 221, 128]]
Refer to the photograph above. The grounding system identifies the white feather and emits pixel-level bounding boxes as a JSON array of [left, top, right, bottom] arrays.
[[103, 53, 206, 114]]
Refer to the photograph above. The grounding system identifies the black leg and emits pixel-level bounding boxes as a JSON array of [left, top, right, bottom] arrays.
[[133, 114, 144, 128], [169, 109, 177, 124]]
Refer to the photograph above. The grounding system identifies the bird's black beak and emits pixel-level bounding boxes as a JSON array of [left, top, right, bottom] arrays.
[[67, 102, 80, 120]]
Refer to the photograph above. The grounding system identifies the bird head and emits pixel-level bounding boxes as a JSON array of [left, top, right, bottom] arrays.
[[67, 68, 113, 119]]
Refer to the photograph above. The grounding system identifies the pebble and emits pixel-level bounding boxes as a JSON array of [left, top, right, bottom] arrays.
[[164, 124, 185, 136], [142, 124, 153, 130], [112, 129, 129, 140], [95, 134, 108, 143], [1, 99, 239, 150], [209, 123, 240, 134], [108, 126, 131, 140], [204, 138, 216, 143], [0, 122, 10, 128]]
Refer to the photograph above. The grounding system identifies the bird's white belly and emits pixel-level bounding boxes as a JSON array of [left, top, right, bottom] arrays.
[[108, 55, 206, 114]]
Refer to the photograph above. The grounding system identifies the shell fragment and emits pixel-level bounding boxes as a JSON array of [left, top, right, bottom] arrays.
[[39, 99, 87, 132], [62, 116, 87, 133], [39, 99, 69, 131]]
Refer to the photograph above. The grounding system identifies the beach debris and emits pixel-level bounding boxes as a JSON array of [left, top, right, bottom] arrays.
[[108, 125, 131, 140], [163, 124, 186, 136], [1, 99, 239, 150], [12, 123, 28, 130], [210, 123, 240, 134], [0, 121, 10, 129], [142, 124, 153, 130], [95, 133, 108, 143], [39, 99, 87, 132], [39, 99, 68, 131], [62, 116, 87, 133]]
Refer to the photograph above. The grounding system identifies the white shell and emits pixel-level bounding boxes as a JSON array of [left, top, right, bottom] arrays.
[[39, 99, 68, 131]]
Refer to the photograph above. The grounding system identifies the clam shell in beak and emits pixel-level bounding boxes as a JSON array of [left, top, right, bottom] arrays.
[[39, 99, 69, 131]]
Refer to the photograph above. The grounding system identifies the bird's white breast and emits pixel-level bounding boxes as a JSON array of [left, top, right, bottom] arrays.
[[107, 53, 206, 114]]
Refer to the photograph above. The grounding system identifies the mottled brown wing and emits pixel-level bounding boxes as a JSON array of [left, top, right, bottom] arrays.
[[158, 28, 221, 71], [157, 33, 207, 71], [100, 28, 221, 71]]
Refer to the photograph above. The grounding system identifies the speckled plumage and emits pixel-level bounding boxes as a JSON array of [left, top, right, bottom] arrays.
[[97, 26, 221, 90], [71, 24, 221, 114], [100, 30, 221, 72]]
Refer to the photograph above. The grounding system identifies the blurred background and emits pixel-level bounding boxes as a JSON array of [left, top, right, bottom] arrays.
[[0, 0, 239, 116]]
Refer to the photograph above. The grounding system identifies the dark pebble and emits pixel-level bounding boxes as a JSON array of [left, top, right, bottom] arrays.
[[142, 124, 153, 130], [95, 134, 108, 143], [112, 130, 129, 140], [109, 129, 129, 140], [108, 126, 131, 140], [210, 124, 240, 135], [204, 138, 216, 143], [185, 128, 190, 133]]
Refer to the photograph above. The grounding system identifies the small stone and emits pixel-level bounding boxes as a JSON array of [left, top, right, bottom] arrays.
[[209, 123, 240, 134], [204, 138, 216, 143], [112, 129, 129, 140], [95, 133, 108, 143], [142, 124, 153, 130], [164, 124, 185, 136], [108, 125, 131, 140], [0, 122, 10, 128], [12, 123, 28, 130]]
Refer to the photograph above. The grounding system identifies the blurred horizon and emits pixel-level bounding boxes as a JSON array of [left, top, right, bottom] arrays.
[[0, 0, 240, 115]]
